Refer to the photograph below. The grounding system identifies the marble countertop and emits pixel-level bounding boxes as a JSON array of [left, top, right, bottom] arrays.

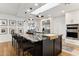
[[19, 33, 60, 42], [20, 34, 42, 42]]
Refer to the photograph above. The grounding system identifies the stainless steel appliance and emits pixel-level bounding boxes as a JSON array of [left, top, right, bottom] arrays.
[[66, 24, 79, 39]]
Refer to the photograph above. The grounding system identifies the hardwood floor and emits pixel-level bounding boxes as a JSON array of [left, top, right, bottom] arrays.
[[0, 41, 16, 56], [59, 51, 72, 56], [62, 42, 79, 56], [0, 41, 72, 56]]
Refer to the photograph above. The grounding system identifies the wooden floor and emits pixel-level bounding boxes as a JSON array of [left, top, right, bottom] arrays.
[[59, 51, 72, 56], [0, 42, 16, 56], [0, 41, 73, 56]]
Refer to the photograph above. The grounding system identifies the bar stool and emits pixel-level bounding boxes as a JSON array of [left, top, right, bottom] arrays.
[[20, 42, 34, 56]]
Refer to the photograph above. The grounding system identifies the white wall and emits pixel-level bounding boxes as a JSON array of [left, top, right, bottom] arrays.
[[0, 14, 41, 42], [40, 16, 66, 39], [0, 14, 66, 42], [52, 15, 66, 39], [0, 14, 25, 42]]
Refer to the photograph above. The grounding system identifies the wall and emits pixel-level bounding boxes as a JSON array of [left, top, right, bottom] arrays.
[[0, 14, 41, 42], [0, 14, 66, 42], [0, 14, 25, 42], [40, 15, 66, 39], [51, 15, 66, 39]]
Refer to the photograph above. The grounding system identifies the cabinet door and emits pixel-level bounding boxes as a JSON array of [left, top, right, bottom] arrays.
[[43, 39, 54, 56], [54, 35, 62, 56], [65, 13, 73, 24], [33, 45, 42, 56]]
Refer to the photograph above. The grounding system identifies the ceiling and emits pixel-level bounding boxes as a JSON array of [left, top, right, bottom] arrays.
[[0, 3, 45, 18], [0, 3, 20, 15], [0, 3, 79, 18], [40, 3, 79, 17]]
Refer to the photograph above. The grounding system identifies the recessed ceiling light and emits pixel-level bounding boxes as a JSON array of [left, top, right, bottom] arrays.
[[34, 3, 39, 6], [25, 12, 27, 14], [41, 15, 44, 17], [36, 15, 44, 18], [36, 15, 39, 17], [27, 9, 30, 12], [28, 19, 30, 20], [30, 8, 32, 10], [61, 10, 65, 13], [39, 15, 41, 17]]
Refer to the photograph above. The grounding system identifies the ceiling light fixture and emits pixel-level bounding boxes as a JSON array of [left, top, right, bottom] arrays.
[[25, 12, 27, 14], [27, 9, 30, 12], [39, 15, 41, 17], [41, 15, 44, 17], [61, 10, 65, 13], [34, 3, 39, 6], [31, 3, 60, 15], [36, 15, 44, 18], [30, 8, 32, 10]]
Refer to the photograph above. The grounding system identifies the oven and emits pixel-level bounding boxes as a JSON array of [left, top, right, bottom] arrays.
[[66, 24, 79, 39], [67, 32, 78, 38]]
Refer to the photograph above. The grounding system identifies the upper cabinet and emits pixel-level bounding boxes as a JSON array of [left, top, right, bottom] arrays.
[[65, 11, 79, 24]]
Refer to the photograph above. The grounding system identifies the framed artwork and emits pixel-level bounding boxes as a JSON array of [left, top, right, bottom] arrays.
[[18, 28, 24, 34], [17, 21, 24, 26], [9, 20, 16, 26], [0, 19, 7, 26], [0, 27, 8, 35], [9, 28, 16, 34]]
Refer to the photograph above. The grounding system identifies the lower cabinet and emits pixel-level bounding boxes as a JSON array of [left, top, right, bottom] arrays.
[[43, 35, 62, 56], [43, 39, 54, 56], [28, 35, 62, 56], [54, 36, 62, 56], [12, 35, 62, 56]]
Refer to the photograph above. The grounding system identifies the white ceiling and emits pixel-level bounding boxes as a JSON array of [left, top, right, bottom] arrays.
[[16, 3, 45, 18], [0, 3, 79, 18], [0, 3, 45, 18], [31, 3, 60, 15], [0, 3, 20, 15], [40, 3, 79, 17]]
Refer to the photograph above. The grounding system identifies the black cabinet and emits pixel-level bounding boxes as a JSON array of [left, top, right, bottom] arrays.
[[54, 35, 62, 56], [43, 35, 62, 56], [43, 39, 54, 56], [29, 35, 62, 56], [12, 35, 62, 56]]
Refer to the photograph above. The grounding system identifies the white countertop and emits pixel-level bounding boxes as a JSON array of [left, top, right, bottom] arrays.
[[19, 33, 60, 42], [42, 34, 57, 36], [20, 34, 42, 42], [42, 34, 59, 40]]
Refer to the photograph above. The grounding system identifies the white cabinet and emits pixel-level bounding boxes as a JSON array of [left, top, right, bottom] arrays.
[[65, 11, 79, 24], [65, 13, 74, 24]]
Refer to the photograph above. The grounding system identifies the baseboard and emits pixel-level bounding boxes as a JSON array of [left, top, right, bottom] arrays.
[[0, 39, 12, 43]]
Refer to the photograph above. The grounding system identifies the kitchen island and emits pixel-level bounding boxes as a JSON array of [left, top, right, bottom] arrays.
[[42, 34, 62, 56], [12, 33, 62, 56]]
